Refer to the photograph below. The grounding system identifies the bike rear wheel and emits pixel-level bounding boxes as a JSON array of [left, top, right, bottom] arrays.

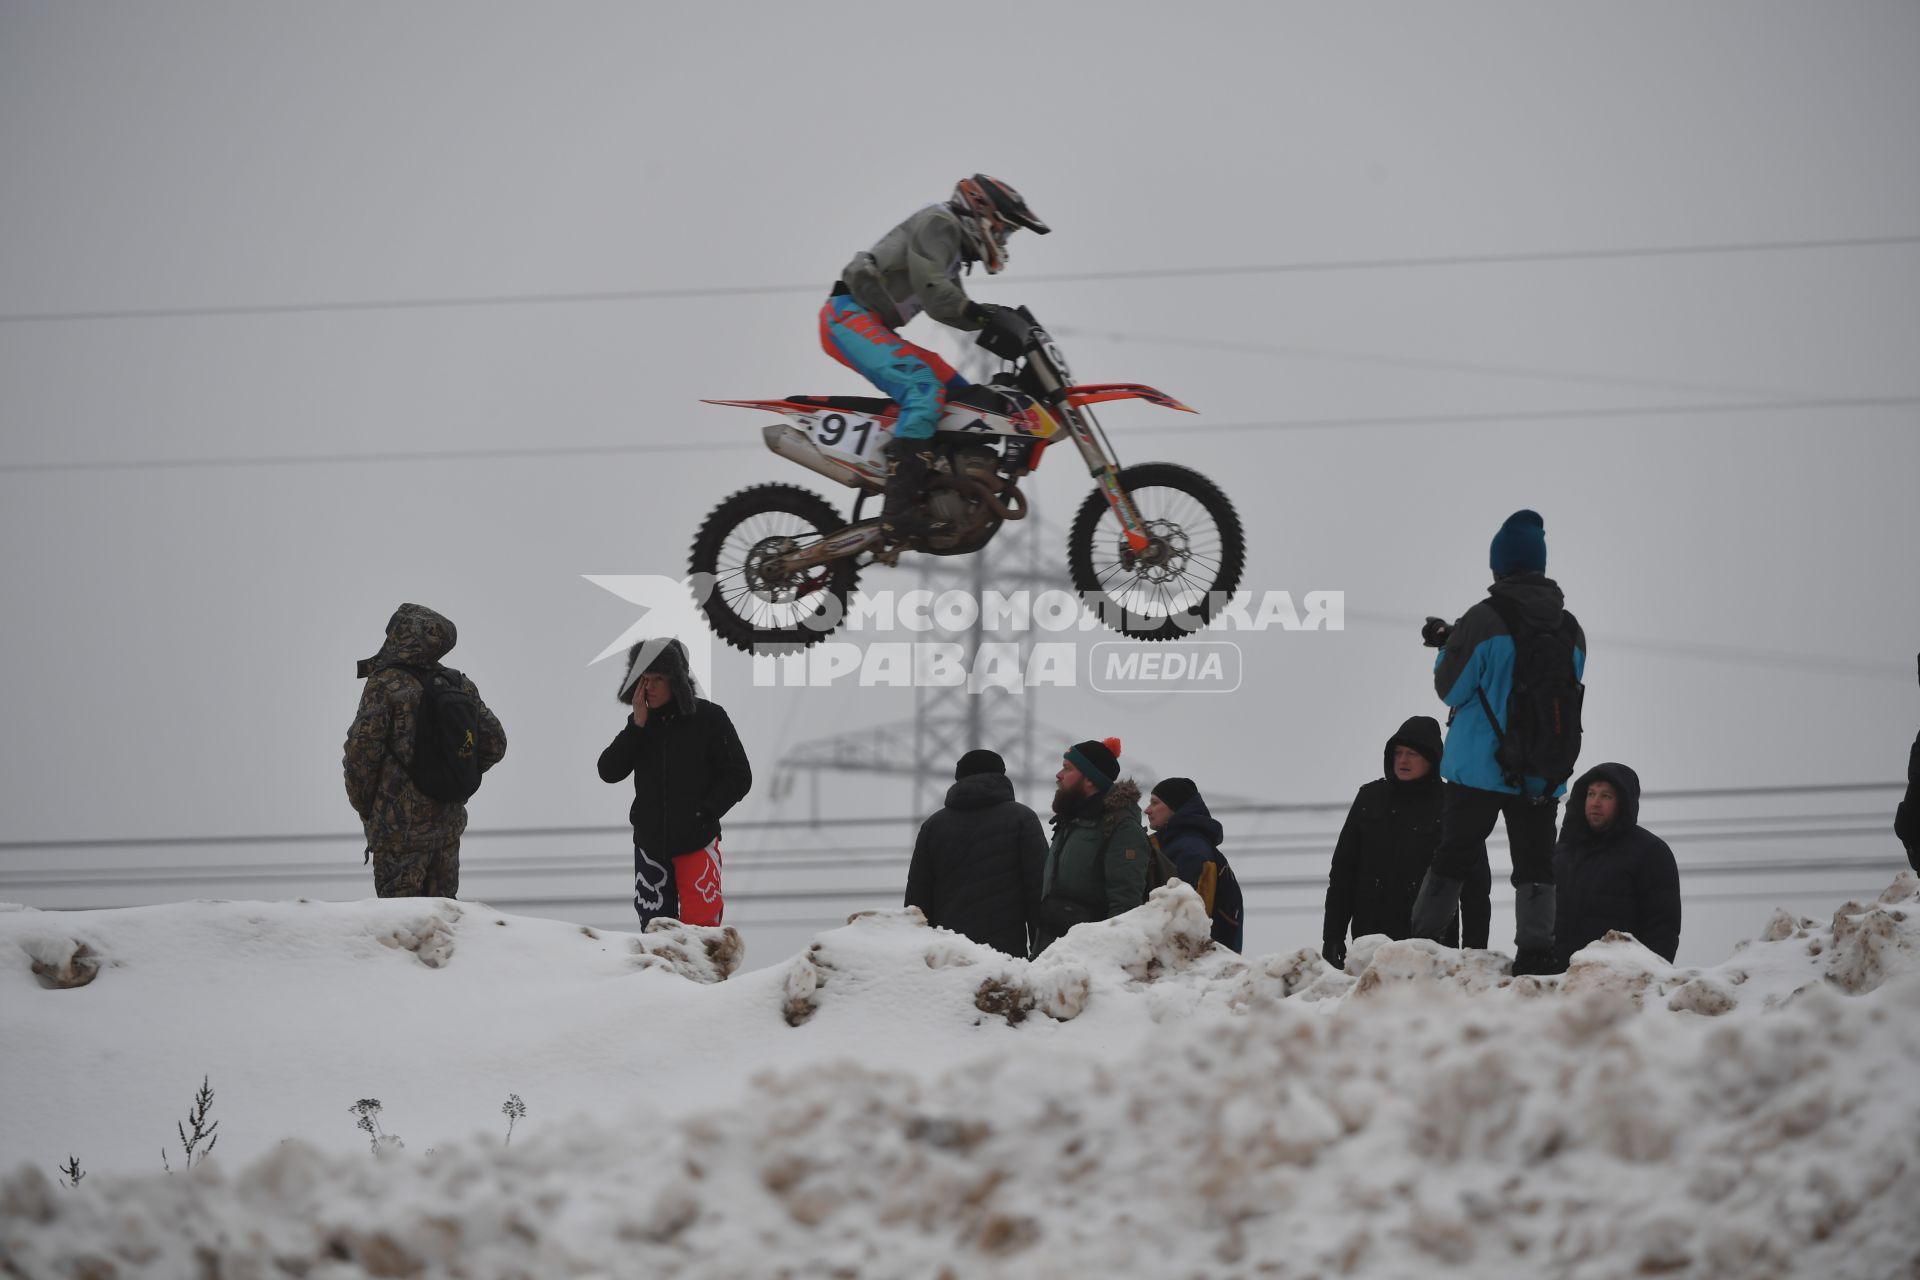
[[1067, 462, 1245, 640], [689, 484, 858, 653]]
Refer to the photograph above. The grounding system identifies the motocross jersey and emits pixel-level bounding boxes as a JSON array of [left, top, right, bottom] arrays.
[[840, 203, 983, 333]]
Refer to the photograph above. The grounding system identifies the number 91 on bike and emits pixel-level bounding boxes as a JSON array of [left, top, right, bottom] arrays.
[[807, 412, 883, 462]]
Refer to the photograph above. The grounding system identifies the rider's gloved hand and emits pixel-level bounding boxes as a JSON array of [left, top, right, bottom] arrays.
[[1421, 616, 1453, 649]]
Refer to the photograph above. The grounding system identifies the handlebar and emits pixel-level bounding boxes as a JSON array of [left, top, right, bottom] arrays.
[[974, 305, 1043, 361]]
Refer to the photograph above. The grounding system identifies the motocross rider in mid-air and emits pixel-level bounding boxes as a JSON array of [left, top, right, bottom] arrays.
[[820, 175, 1050, 544]]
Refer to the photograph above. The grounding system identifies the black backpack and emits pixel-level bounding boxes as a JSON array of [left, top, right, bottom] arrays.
[[1475, 598, 1583, 800], [390, 663, 485, 803]]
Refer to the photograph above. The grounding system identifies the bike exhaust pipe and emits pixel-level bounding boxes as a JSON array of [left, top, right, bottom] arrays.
[[762, 424, 875, 490]]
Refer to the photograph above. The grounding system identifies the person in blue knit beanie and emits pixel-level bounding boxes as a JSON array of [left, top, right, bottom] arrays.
[[1409, 510, 1588, 976]]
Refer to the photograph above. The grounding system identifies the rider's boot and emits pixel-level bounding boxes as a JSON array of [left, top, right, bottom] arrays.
[[879, 436, 937, 544]]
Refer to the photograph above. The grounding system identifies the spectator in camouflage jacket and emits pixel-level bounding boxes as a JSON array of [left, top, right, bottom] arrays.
[[344, 604, 507, 898]]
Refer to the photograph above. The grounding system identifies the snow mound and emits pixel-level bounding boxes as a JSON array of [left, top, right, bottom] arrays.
[[4, 877, 1919, 1277]]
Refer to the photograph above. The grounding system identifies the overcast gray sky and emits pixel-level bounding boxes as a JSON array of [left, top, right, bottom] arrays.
[[2, 3, 1915, 961]]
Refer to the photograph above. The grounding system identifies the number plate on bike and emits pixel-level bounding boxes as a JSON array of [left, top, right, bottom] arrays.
[[806, 411, 887, 463]]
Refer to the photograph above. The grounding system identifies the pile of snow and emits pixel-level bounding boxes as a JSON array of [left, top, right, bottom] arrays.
[[4, 875, 1918, 1277]]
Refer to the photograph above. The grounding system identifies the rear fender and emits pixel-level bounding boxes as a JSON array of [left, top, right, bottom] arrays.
[[703, 397, 896, 420], [708, 399, 894, 486]]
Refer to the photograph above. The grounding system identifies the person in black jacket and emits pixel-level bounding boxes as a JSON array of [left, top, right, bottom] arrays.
[[1551, 762, 1681, 970], [1144, 778, 1245, 952], [598, 639, 752, 927], [1896, 653, 1919, 872], [904, 749, 1048, 958], [1322, 716, 1489, 969]]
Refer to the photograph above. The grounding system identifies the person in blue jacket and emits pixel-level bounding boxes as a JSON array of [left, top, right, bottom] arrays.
[[1409, 510, 1586, 976]]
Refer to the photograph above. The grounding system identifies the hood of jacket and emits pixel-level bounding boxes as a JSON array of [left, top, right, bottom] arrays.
[[615, 638, 698, 715], [945, 771, 1016, 812], [1103, 778, 1143, 830], [1160, 793, 1225, 848], [1488, 571, 1568, 631], [1562, 762, 1643, 842], [357, 603, 456, 678], [1383, 714, 1444, 784]]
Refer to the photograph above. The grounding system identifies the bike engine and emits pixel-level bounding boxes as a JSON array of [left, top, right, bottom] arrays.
[[923, 443, 1002, 551]]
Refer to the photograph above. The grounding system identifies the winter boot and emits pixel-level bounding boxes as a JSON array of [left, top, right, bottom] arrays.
[[1408, 870, 1466, 942], [1511, 882, 1560, 975], [879, 436, 936, 542]]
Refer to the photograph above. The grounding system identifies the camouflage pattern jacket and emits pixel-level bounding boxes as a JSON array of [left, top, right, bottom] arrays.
[[343, 604, 507, 850]]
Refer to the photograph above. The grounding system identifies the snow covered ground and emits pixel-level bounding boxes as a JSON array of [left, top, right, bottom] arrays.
[[3, 874, 1918, 1278]]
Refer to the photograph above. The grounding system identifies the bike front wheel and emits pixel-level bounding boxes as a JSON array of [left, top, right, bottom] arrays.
[[1067, 462, 1245, 641]]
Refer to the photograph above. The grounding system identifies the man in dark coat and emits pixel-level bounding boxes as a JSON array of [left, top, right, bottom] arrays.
[[598, 639, 752, 927], [1552, 762, 1681, 970], [1322, 716, 1489, 969], [344, 603, 507, 899], [1145, 778, 1244, 952], [904, 749, 1048, 958], [1409, 509, 1587, 976]]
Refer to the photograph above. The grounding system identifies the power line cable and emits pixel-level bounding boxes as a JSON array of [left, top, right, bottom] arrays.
[[6, 393, 1914, 476], [4, 234, 1915, 326], [0, 782, 1898, 855], [0, 437, 763, 476], [8, 855, 1903, 907], [1130, 394, 1920, 436], [1341, 609, 1914, 681], [1051, 325, 1832, 403]]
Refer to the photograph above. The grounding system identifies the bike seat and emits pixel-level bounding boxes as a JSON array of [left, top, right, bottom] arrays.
[[947, 385, 1032, 416], [784, 394, 896, 415]]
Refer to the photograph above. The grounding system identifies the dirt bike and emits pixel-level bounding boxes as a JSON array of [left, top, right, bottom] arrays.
[[688, 306, 1246, 652]]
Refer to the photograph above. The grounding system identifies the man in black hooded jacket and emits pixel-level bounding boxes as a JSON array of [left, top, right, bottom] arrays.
[[598, 639, 752, 927], [1322, 716, 1489, 969], [1552, 762, 1681, 970], [904, 749, 1047, 958], [1896, 653, 1919, 872]]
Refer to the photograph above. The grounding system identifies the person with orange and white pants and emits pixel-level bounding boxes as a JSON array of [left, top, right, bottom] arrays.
[[597, 638, 751, 927]]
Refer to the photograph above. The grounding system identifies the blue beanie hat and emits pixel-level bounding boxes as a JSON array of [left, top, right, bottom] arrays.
[[1489, 509, 1547, 576]]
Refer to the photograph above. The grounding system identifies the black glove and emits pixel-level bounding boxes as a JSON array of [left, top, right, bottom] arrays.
[[1421, 616, 1453, 649], [973, 302, 1026, 341], [1323, 941, 1346, 971]]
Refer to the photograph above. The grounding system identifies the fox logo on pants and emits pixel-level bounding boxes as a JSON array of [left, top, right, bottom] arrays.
[[634, 848, 671, 922], [675, 839, 725, 927]]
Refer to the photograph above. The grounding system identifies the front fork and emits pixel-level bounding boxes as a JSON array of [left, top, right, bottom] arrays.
[[1032, 367, 1154, 557]]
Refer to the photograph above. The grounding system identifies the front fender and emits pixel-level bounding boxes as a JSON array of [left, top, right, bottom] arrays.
[[1062, 384, 1196, 413]]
